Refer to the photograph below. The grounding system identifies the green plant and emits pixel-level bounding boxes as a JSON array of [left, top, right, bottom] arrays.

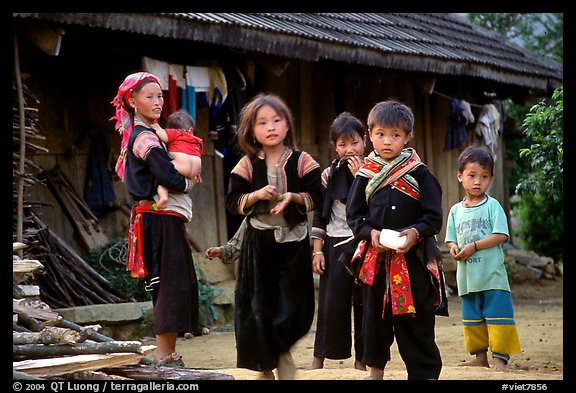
[[88, 238, 224, 326], [512, 87, 563, 264], [195, 265, 222, 326], [516, 87, 563, 201], [87, 238, 151, 302]]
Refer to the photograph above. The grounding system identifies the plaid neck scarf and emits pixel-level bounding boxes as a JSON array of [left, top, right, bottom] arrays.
[[357, 148, 422, 202]]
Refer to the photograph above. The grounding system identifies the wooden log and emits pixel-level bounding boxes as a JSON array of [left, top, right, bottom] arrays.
[[13, 311, 44, 332], [12, 346, 155, 377], [13, 340, 143, 359], [100, 364, 236, 380], [13, 242, 28, 252], [35, 215, 125, 298], [56, 319, 114, 343], [65, 370, 130, 380], [13, 327, 80, 345], [13, 301, 62, 322], [13, 370, 44, 380]]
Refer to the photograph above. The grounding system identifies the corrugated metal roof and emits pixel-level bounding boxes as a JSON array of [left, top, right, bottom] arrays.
[[13, 12, 562, 90]]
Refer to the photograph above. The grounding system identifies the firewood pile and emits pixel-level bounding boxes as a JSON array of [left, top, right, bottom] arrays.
[[13, 79, 234, 380], [13, 244, 233, 381]]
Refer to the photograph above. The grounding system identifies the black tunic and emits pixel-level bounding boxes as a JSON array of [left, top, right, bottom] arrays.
[[346, 163, 444, 379]]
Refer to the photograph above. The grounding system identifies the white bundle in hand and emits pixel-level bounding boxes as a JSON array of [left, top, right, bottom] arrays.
[[379, 229, 407, 250]]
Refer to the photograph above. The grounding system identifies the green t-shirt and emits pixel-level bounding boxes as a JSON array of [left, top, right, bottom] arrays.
[[445, 195, 510, 296]]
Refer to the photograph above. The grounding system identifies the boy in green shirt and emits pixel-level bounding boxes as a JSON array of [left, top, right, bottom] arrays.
[[445, 145, 521, 371]]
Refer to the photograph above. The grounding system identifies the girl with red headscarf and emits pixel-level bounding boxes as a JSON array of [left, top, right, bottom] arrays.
[[111, 72, 199, 366]]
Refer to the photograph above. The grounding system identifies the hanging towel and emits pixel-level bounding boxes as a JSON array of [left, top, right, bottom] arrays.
[[186, 66, 211, 92], [474, 104, 500, 158], [142, 56, 169, 89]]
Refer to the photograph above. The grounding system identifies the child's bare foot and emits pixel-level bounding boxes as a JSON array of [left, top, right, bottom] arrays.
[[366, 367, 383, 380], [257, 371, 275, 380], [492, 357, 508, 371], [277, 351, 296, 380], [354, 360, 367, 371], [460, 352, 489, 367], [310, 356, 324, 369], [460, 358, 490, 367]]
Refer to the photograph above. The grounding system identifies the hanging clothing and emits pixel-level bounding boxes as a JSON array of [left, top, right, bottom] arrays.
[[443, 98, 473, 152], [474, 104, 501, 158], [83, 132, 116, 217], [494, 100, 506, 136]]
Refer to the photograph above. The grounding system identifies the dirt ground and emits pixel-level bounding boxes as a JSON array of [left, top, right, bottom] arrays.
[[170, 277, 564, 382]]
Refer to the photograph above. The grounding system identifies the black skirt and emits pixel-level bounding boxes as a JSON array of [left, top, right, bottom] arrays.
[[313, 235, 363, 360], [234, 222, 315, 371], [142, 213, 199, 335]]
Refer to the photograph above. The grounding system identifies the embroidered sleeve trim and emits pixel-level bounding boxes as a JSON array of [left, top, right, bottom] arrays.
[[133, 131, 162, 160]]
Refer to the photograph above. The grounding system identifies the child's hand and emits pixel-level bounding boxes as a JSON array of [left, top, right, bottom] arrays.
[[396, 228, 418, 254], [347, 155, 364, 176], [205, 247, 221, 260], [193, 174, 202, 184], [454, 243, 476, 261], [312, 252, 325, 275], [256, 185, 281, 202], [270, 192, 292, 214], [370, 229, 387, 252], [150, 123, 163, 133], [449, 244, 461, 260]]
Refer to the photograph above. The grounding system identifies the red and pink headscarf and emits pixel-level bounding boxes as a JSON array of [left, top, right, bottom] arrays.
[[110, 72, 161, 181]]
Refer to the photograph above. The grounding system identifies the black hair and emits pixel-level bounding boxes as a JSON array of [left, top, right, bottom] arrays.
[[167, 109, 195, 130], [237, 93, 296, 157], [367, 100, 414, 134], [329, 112, 366, 144], [457, 144, 494, 175]]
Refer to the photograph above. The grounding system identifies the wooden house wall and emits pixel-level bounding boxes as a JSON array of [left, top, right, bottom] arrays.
[[17, 30, 508, 257]]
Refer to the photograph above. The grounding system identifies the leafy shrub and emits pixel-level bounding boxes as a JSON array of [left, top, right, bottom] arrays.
[[512, 87, 563, 265]]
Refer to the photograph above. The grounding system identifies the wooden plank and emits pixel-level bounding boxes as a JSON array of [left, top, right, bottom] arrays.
[[13, 260, 44, 273], [12, 345, 156, 377]]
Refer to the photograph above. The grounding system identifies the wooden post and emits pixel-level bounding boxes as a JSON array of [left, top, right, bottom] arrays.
[[14, 30, 26, 258]]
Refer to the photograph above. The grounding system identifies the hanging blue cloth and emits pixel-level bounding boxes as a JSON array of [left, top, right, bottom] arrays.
[[83, 133, 116, 217], [183, 85, 196, 122]]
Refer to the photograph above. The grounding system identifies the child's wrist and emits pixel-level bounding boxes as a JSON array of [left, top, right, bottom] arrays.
[[409, 226, 420, 240]]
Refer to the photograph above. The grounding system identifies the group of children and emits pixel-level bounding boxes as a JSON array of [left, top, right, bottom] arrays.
[[114, 71, 521, 379]]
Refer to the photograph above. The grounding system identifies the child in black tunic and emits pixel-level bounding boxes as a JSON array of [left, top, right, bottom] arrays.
[[310, 112, 367, 371], [225, 93, 322, 380], [346, 100, 448, 380]]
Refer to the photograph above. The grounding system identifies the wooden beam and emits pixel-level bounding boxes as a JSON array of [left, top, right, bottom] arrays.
[[12, 345, 155, 377], [19, 21, 64, 56]]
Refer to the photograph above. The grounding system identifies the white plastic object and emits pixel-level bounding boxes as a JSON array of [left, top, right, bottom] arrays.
[[379, 229, 407, 250]]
